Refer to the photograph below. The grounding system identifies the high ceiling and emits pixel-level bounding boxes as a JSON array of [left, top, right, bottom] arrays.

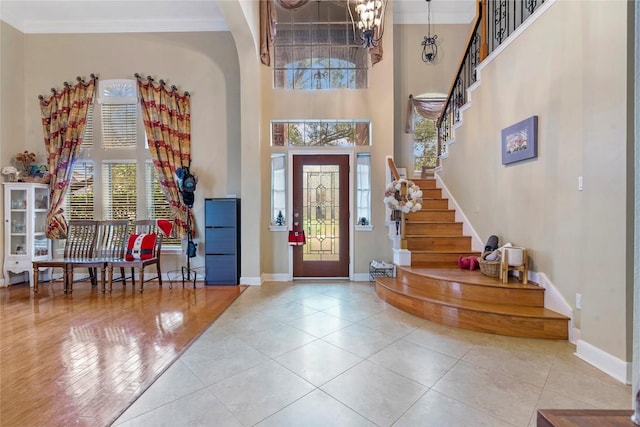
[[0, 0, 476, 34]]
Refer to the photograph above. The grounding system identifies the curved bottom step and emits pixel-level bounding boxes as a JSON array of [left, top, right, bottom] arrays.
[[376, 275, 568, 340]]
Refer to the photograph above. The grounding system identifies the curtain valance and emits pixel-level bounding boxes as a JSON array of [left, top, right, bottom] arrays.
[[404, 95, 445, 133]]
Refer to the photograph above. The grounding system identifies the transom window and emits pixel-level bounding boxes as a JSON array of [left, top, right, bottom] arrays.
[[273, 0, 368, 89], [271, 120, 371, 146]]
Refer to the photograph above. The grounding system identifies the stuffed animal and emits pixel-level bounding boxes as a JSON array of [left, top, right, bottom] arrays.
[[458, 255, 479, 270]]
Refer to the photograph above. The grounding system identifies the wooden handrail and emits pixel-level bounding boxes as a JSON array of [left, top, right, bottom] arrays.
[[479, 0, 488, 60], [437, 0, 547, 133], [387, 157, 400, 180], [386, 157, 408, 249], [436, 0, 483, 129]]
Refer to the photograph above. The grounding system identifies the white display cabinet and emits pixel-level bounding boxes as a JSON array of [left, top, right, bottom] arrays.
[[3, 182, 51, 287]]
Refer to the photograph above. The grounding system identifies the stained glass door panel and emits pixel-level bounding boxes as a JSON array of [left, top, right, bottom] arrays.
[[293, 155, 349, 277]]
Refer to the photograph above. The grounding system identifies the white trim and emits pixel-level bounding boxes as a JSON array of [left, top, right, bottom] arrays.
[[441, 0, 557, 148], [13, 18, 228, 34], [479, 0, 557, 70], [352, 273, 370, 282], [434, 173, 483, 252], [576, 339, 632, 385], [393, 248, 411, 266], [261, 273, 289, 282], [355, 225, 374, 232], [240, 276, 262, 286], [269, 225, 288, 232]]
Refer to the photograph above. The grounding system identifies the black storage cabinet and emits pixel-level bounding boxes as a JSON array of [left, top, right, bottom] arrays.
[[205, 198, 240, 285]]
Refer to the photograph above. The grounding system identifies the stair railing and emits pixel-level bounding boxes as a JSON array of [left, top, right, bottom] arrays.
[[437, 0, 547, 154], [386, 157, 407, 249]]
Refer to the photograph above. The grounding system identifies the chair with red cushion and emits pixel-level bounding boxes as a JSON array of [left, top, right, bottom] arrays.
[[107, 219, 166, 293]]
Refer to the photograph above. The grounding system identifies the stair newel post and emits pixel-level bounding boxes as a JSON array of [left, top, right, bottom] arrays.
[[400, 181, 407, 249]]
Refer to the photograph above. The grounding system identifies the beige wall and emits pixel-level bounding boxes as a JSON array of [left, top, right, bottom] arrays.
[[8, 30, 241, 275], [217, 0, 263, 283], [439, 0, 631, 361], [393, 22, 471, 174], [0, 22, 26, 283], [259, 5, 398, 277]]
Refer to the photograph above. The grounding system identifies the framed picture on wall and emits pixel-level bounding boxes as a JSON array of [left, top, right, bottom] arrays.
[[501, 116, 538, 165]]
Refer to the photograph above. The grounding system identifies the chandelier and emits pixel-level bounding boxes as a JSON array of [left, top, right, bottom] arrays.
[[421, 0, 438, 63], [348, 0, 388, 48]]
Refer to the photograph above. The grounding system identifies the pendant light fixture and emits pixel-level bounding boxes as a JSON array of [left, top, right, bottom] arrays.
[[421, 0, 438, 63]]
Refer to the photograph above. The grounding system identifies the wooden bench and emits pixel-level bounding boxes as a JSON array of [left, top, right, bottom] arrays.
[[32, 220, 129, 294]]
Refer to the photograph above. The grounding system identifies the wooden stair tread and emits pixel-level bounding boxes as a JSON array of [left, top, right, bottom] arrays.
[[377, 277, 568, 320], [411, 249, 480, 254], [398, 267, 541, 290]]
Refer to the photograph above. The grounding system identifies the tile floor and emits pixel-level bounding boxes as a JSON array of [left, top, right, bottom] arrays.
[[113, 281, 632, 427]]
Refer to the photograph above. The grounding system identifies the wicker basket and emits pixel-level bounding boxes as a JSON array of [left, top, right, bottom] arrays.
[[478, 258, 501, 278]]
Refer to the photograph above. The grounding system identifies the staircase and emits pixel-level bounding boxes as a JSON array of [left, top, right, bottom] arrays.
[[404, 178, 477, 268], [376, 177, 569, 340]]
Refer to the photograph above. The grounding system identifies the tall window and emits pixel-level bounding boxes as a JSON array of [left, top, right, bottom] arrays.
[[356, 153, 371, 227], [413, 114, 439, 174], [102, 162, 137, 220], [273, 1, 368, 89], [64, 79, 177, 246], [271, 154, 286, 226], [64, 161, 94, 220]]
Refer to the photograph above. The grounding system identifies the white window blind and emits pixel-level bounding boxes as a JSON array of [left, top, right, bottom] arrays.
[[65, 161, 95, 220], [99, 79, 138, 149], [102, 162, 137, 221], [82, 103, 94, 149], [101, 104, 137, 149]]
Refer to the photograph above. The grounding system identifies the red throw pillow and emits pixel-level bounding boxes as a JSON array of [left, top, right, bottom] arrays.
[[125, 233, 157, 260]]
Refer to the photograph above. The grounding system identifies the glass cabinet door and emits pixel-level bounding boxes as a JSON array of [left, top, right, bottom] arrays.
[[33, 186, 49, 257], [9, 188, 27, 256]]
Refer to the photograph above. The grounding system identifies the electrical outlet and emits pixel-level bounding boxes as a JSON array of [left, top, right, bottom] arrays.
[[576, 293, 582, 310], [578, 176, 583, 191]]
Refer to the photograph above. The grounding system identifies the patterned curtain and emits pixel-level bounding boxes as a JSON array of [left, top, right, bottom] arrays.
[[39, 75, 96, 239], [135, 74, 193, 239]]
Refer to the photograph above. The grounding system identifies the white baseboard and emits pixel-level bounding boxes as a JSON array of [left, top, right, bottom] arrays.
[[261, 273, 289, 282], [240, 276, 262, 286], [576, 339, 632, 385], [434, 174, 484, 252], [352, 272, 370, 282]]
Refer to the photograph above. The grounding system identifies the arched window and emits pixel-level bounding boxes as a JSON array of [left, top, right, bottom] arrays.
[[64, 79, 179, 247], [273, 1, 368, 89]]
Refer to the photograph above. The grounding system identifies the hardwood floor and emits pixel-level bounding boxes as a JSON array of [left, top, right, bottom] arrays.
[[0, 279, 245, 427]]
